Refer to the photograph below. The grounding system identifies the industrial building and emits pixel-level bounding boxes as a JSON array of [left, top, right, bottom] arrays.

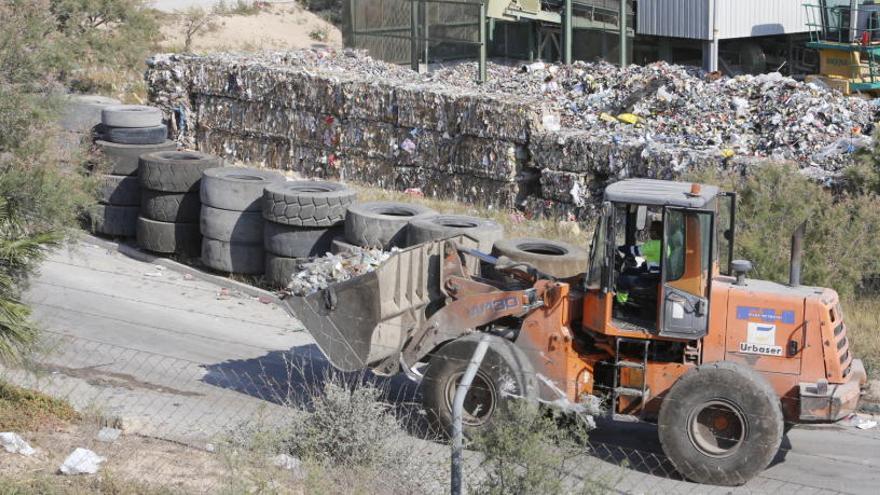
[[342, 0, 824, 76]]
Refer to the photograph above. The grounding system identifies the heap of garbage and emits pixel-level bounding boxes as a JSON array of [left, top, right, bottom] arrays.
[[146, 49, 878, 219], [286, 248, 392, 296]]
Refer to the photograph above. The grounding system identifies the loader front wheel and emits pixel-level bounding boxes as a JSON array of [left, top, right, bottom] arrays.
[[421, 334, 537, 439], [658, 361, 783, 486]]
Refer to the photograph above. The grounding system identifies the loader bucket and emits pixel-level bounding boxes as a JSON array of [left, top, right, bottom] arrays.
[[282, 236, 480, 372]]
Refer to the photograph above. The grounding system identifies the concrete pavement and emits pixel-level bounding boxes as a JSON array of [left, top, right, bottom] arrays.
[[11, 239, 880, 493]]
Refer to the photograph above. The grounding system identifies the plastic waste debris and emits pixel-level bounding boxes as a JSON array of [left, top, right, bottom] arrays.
[[286, 248, 393, 296], [0, 432, 36, 456], [59, 448, 106, 475]]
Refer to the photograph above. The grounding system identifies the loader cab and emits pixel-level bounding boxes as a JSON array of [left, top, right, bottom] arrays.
[[582, 179, 736, 340]]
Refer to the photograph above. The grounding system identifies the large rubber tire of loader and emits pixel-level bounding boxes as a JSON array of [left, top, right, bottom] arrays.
[[421, 334, 537, 440], [658, 361, 784, 486]]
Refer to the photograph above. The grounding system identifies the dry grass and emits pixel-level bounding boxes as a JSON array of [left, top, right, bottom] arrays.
[[349, 182, 589, 247], [0, 380, 79, 432], [843, 296, 880, 378]]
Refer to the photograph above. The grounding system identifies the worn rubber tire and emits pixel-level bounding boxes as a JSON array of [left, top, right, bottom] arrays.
[[136, 217, 201, 256], [100, 175, 141, 206], [140, 190, 201, 223], [408, 215, 504, 252], [265, 253, 299, 288], [658, 361, 784, 486], [139, 151, 221, 193], [102, 124, 168, 145], [200, 206, 264, 243], [262, 180, 357, 227], [97, 140, 177, 176], [86, 204, 138, 237], [492, 237, 589, 279], [201, 238, 264, 274], [263, 222, 341, 258], [422, 334, 538, 440], [344, 201, 437, 249], [101, 105, 163, 128], [60, 95, 120, 133], [201, 167, 285, 211]]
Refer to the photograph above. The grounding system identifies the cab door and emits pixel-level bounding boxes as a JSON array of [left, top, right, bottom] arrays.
[[659, 207, 714, 339]]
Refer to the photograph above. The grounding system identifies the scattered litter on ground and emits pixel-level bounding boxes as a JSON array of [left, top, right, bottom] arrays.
[[95, 427, 122, 443], [216, 288, 230, 300], [840, 413, 878, 429], [285, 248, 393, 296], [271, 453, 302, 471], [258, 295, 273, 304], [143, 271, 163, 278], [183, 273, 195, 281], [59, 448, 105, 475], [0, 432, 36, 456]]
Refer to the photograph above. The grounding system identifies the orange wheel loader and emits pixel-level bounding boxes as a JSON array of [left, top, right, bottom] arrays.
[[284, 178, 867, 486]]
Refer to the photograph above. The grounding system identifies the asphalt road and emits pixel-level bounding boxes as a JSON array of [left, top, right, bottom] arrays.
[[14, 240, 880, 494]]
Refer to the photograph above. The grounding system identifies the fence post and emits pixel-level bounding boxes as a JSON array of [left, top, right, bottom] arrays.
[[451, 334, 491, 495], [563, 0, 572, 64], [410, 0, 419, 71], [619, 0, 627, 67], [478, 1, 487, 83]]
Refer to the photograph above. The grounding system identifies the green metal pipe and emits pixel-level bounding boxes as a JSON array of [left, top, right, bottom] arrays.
[[564, 0, 572, 64]]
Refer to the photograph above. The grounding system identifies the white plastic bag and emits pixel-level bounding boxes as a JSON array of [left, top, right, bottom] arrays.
[[60, 448, 106, 475], [0, 432, 36, 456]]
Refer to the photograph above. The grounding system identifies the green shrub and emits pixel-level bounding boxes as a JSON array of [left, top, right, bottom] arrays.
[[470, 402, 599, 495], [693, 163, 880, 298]]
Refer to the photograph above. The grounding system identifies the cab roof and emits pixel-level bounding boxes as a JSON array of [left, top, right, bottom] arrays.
[[604, 179, 719, 208]]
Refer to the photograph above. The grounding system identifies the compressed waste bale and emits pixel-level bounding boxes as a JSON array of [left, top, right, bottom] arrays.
[[97, 140, 176, 176], [452, 92, 542, 144], [140, 190, 201, 223], [200, 167, 284, 212], [60, 95, 120, 133], [492, 238, 589, 279], [264, 222, 342, 259], [86, 204, 139, 237], [408, 215, 503, 253], [339, 77, 399, 124], [521, 196, 595, 222], [136, 217, 201, 256], [262, 180, 356, 227], [139, 151, 221, 193], [102, 105, 163, 128], [344, 201, 437, 249], [201, 238, 264, 274], [540, 169, 591, 206], [265, 253, 299, 288], [102, 125, 168, 145], [396, 83, 460, 134], [100, 175, 141, 206], [196, 127, 292, 170], [200, 206, 264, 243]]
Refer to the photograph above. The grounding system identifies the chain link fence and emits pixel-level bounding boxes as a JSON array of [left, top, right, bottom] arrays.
[[0, 323, 865, 494]]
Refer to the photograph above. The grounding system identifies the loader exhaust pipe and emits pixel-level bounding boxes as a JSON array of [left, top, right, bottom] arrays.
[[790, 221, 806, 287]]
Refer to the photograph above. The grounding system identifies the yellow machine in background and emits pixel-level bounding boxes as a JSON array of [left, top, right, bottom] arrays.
[[806, 0, 880, 94]]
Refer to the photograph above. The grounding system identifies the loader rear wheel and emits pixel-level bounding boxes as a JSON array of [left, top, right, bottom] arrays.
[[421, 334, 537, 440], [658, 361, 783, 486]]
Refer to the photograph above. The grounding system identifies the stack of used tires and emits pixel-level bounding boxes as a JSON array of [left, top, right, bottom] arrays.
[[88, 105, 175, 238], [492, 238, 589, 279], [343, 201, 438, 251], [263, 181, 358, 287], [200, 167, 284, 274], [137, 151, 220, 257], [407, 215, 504, 254]]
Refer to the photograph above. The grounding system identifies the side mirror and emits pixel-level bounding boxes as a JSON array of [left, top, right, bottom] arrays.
[[635, 205, 647, 230]]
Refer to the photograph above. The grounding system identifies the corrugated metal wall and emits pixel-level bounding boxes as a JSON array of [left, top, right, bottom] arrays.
[[637, 0, 711, 39], [714, 0, 810, 38], [637, 0, 810, 40]]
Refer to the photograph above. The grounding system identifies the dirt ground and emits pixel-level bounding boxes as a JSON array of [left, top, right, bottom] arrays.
[[160, 3, 342, 54]]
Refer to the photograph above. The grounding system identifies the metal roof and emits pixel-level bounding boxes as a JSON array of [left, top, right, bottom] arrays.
[[604, 179, 719, 208]]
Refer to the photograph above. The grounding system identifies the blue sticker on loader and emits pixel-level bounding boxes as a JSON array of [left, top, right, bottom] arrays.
[[736, 306, 796, 324]]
